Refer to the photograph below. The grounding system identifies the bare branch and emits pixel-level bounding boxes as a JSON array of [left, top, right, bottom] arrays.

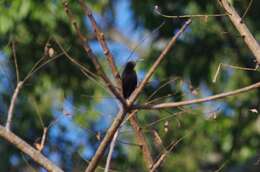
[[128, 112, 154, 169], [5, 51, 63, 130], [218, 0, 260, 64], [62, 1, 126, 106], [5, 81, 23, 130], [79, 0, 121, 89], [154, 5, 227, 19], [128, 19, 192, 105], [85, 108, 126, 172], [104, 131, 119, 172], [213, 63, 258, 83], [11, 40, 20, 83], [137, 82, 260, 110], [0, 125, 63, 172]]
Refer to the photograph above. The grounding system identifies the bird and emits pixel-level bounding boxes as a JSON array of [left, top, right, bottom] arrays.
[[121, 61, 137, 99]]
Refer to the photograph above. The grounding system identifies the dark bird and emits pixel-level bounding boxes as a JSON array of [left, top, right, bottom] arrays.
[[122, 61, 137, 99]]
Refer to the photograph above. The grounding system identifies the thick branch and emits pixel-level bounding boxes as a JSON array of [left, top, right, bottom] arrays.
[[79, 0, 121, 89], [137, 82, 260, 109], [0, 125, 63, 172], [128, 111, 154, 169], [218, 0, 260, 64], [85, 109, 126, 172], [128, 19, 192, 105]]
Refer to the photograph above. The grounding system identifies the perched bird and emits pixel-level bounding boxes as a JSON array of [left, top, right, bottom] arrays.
[[122, 61, 137, 99]]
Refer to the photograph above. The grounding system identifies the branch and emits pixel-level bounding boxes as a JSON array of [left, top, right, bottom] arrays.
[[128, 19, 192, 105], [104, 131, 118, 172], [62, 1, 126, 106], [79, 0, 121, 88], [218, 0, 260, 64], [5, 51, 64, 130], [0, 125, 63, 172], [84, 18, 191, 172], [128, 111, 154, 169], [85, 109, 126, 172], [136, 82, 260, 109], [154, 5, 227, 19], [5, 81, 23, 130]]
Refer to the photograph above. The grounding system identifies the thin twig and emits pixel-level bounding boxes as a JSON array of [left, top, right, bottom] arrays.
[[11, 40, 20, 83], [154, 5, 227, 19], [137, 81, 260, 109], [242, 0, 253, 19], [54, 38, 109, 92], [23, 53, 64, 83], [126, 21, 165, 63], [147, 78, 179, 101], [144, 111, 186, 128], [213, 63, 258, 83], [104, 131, 119, 172], [5, 52, 63, 130], [150, 135, 186, 172]]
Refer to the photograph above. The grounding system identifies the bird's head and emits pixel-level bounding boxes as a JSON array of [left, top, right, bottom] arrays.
[[125, 61, 136, 70]]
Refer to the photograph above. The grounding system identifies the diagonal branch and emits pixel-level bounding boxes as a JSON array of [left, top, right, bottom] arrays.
[[63, 1, 126, 106], [128, 111, 154, 169], [136, 82, 260, 110], [79, 0, 121, 89], [0, 125, 63, 172], [128, 19, 192, 105], [85, 109, 126, 172], [218, 0, 260, 64]]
